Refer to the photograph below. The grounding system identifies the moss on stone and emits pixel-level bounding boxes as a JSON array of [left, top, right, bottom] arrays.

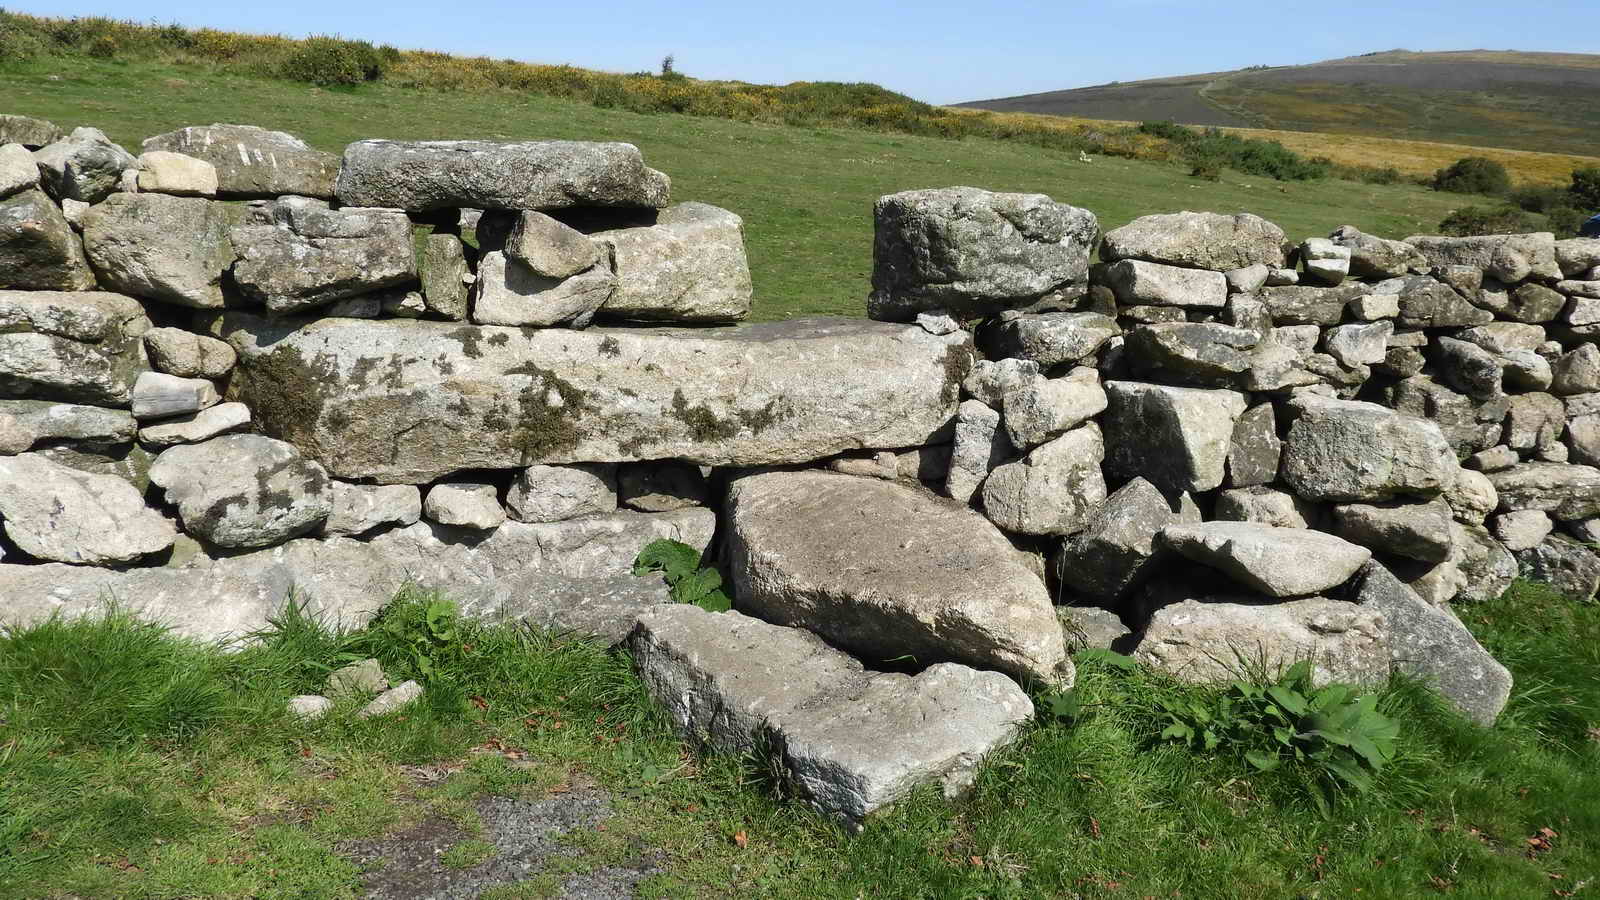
[[506, 362, 593, 462]]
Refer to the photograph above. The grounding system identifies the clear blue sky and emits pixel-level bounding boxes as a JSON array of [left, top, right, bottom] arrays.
[[12, 1, 1598, 104]]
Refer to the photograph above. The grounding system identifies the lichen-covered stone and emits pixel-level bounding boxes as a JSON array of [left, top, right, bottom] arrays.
[[221, 314, 966, 483], [143, 124, 339, 199]]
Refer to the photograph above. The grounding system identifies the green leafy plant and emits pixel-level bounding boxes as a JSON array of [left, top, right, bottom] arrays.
[[355, 592, 461, 680], [1438, 204, 1538, 236], [1157, 661, 1399, 811], [632, 539, 733, 612]]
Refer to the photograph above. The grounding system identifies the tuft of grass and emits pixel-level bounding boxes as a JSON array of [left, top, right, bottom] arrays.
[[440, 838, 498, 869], [2, 582, 1599, 897]]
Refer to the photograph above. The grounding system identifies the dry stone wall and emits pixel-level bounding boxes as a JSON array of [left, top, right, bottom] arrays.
[[4, 111, 1600, 824]]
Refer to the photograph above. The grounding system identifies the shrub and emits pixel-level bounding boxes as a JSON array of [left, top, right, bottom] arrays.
[[1572, 166, 1600, 211], [1546, 204, 1587, 237], [1438, 204, 1538, 236], [1138, 121, 1327, 181], [1432, 156, 1511, 195], [279, 36, 386, 86]]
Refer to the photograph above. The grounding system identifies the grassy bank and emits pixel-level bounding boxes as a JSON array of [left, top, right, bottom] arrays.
[[1, 580, 1597, 898], [3, 55, 1522, 322]]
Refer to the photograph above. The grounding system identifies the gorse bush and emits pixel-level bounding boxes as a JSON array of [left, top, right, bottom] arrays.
[[1432, 155, 1511, 195], [1138, 120, 1330, 181], [1438, 204, 1539, 236], [1572, 166, 1600, 211], [279, 36, 387, 86]]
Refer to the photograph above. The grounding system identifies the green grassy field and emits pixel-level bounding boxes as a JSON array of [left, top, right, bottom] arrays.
[[2, 580, 1597, 899], [1, 55, 1508, 322]]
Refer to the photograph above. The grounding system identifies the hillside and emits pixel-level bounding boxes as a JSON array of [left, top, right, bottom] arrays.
[[956, 49, 1600, 157], [1, 55, 1513, 322]]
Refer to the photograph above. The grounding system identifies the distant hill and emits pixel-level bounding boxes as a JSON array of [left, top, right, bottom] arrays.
[[955, 50, 1600, 157]]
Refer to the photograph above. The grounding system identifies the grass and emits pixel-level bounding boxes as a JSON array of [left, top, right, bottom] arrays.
[[2, 579, 1598, 898], [3, 55, 1542, 323]]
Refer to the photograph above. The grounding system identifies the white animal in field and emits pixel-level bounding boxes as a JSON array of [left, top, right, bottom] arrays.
[[1078, 151, 1093, 163]]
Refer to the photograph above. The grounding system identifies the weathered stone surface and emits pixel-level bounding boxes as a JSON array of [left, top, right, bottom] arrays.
[[80, 193, 235, 308], [1570, 416, 1600, 468], [1504, 392, 1565, 453], [1055, 476, 1199, 603], [1491, 509, 1553, 551], [1101, 211, 1286, 271], [32, 128, 136, 204], [359, 681, 422, 718], [0, 452, 174, 564], [144, 124, 339, 199], [505, 210, 599, 279], [507, 463, 618, 523], [1505, 282, 1567, 324], [1214, 485, 1319, 529], [976, 311, 1118, 368], [230, 207, 416, 314], [419, 233, 470, 320], [1485, 462, 1600, 520], [1059, 606, 1132, 651], [593, 203, 751, 323], [0, 143, 38, 198], [1553, 345, 1600, 396], [1322, 321, 1392, 368], [1332, 497, 1454, 562], [728, 470, 1070, 685], [0, 290, 150, 405], [1444, 468, 1498, 524], [1134, 597, 1389, 687], [1383, 375, 1500, 457], [134, 150, 218, 197], [0, 115, 64, 149], [471, 251, 613, 327], [287, 695, 332, 720], [138, 401, 250, 447], [1300, 237, 1351, 285], [336, 139, 669, 211], [1343, 561, 1510, 725], [1227, 402, 1280, 488], [1557, 239, 1600, 278], [0, 508, 708, 643], [1405, 232, 1561, 283], [767, 662, 1029, 829], [1432, 336, 1503, 400], [323, 482, 421, 537], [0, 399, 135, 448], [1501, 350, 1552, 393], [945, 400, 1010, 504], [1392, 276, 1493, 328], [1329, 224, 1426, 278], [869, 187, 1097, 320], [1125, 322, 1258, 384], [1349, 292, 1401, 321], [327, 658, 388, 699], [1515, 535, 1600, 601], [0, 188, 96, 291], [628, 604, 870, 755], [424, 483, 505, 530], [149, 434, 331, 548], [1452, 521, 1517, 603], [1101, 381, 1247, 494], [1103, 259, 1227, 308], [981, 424, 1106, 537], [619, 461, 707, 512], [221, 315, 966, 483], [1000, 367, 1106, 449], [130, 371, 218, 420], [1224, 263, 1271, 293], [142, 327, 235, 379], [1280, 396, 1457, 502], [1257, 283, 1365, 325], [1160, 521, 1371, 597], [627, 605, 1031, 828]]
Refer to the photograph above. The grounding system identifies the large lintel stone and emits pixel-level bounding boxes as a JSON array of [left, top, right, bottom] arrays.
[[220, 314, 966, 483]]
